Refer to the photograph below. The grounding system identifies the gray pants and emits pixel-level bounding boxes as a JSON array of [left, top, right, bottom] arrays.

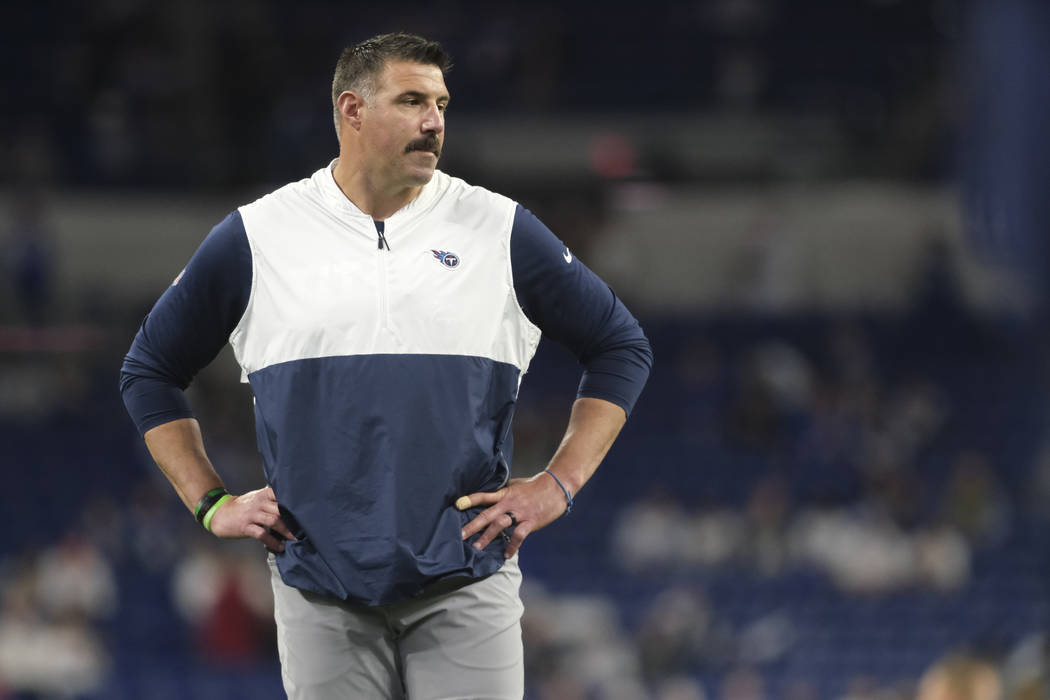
[[268, 556, 524, 699]]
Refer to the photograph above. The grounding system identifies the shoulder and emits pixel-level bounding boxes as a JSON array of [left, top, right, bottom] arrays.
[[239, 166, 330, 221], [236, 167, 339, 246], [431, 170, 516, 220]]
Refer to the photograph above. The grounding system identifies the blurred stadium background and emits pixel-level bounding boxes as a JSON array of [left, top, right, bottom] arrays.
[[2, 1, 1049, 698]]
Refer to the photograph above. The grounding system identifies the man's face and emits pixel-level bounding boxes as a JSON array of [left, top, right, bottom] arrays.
[[359, 60, 449, 189]]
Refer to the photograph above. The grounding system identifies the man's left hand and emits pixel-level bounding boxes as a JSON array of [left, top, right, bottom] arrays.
[[458, 473, 569, 558]]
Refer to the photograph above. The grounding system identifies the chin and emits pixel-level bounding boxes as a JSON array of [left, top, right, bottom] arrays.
[[406, 167, 437, 185]]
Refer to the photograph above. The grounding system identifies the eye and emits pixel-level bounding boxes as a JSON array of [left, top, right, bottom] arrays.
[[437, 103, 448, 113]]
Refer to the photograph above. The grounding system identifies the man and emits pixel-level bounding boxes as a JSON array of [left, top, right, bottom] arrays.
[[120, 32, 651, 699]]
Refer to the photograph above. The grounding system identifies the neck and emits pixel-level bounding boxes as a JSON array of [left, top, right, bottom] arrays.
[[332, 155, 423, 221]]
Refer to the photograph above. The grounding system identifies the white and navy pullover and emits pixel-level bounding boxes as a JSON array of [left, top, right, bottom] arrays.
[[120, 163, 652, 606]]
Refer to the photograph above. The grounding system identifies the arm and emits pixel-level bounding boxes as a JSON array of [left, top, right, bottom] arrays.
[[120, 211, 293, 549], [144, 418, 294, 550], [460, 397, 625, 557], [460, 205, 653, 557], [541, 397, 627, 500]]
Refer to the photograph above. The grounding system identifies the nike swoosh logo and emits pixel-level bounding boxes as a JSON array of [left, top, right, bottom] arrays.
[[563, 248, 573, 263]]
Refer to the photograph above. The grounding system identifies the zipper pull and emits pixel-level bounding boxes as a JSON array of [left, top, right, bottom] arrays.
[[377, 229, 390, 250]]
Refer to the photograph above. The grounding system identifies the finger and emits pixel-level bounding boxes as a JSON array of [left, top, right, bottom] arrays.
[[247, 523, 285, 552], [461, 502, 509, 539], [472, 512, 516, 549], [455, 488, 507, 511], [461, 510, 493, 539], [269, 517, 297, 541], [473, 516, 513, 551], [255, 510, 296, 542], [504, 522, 533, 559], [259, 502, 296, 538]]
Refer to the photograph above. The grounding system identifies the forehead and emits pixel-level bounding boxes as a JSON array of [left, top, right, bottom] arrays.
[[375, 60, 448, 98]]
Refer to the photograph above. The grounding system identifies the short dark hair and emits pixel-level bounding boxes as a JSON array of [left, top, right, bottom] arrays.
[[331, 32, 451, 135]]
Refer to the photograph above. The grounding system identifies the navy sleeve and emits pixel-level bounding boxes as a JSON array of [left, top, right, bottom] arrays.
[[119, 211, 252, 435], [510, 205, 653, 415]]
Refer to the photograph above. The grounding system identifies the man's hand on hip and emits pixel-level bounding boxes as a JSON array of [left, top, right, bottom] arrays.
[[458, 473, 568, 558], [209, 486, 297, 553]]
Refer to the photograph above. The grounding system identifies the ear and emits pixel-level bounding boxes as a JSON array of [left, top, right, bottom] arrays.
[[337, 91, 366, 132]]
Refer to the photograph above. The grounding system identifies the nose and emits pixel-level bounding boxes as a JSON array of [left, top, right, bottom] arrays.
[[421, 103, 444, 135]]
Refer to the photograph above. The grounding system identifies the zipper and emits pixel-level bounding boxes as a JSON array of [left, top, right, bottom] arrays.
[[375, 221, 390, 333]]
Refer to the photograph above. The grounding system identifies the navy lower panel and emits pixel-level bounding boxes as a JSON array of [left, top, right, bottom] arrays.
[[249, 353, 520, 605]]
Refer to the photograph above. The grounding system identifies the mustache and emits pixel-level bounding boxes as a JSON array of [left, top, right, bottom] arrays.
[[405, 135, 442, 157]]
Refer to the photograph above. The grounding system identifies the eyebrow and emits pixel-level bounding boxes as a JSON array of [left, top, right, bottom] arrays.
[[399, 90, 450, 103]]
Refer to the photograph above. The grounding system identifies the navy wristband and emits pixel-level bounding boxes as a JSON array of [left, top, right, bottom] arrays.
[[543, 469, 574, 514]]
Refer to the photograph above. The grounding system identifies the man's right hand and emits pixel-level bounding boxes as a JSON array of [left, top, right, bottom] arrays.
[[208, 486, 297, 552]]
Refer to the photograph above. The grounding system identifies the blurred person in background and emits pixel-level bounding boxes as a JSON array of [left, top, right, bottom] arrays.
[[4, 190, 56, 325], [941, 450, 1011, 546], [0, 551, 109, 697], [119, 31, 651, 699], [172, 542, 275, 666], [916, 653, 1002, 700]]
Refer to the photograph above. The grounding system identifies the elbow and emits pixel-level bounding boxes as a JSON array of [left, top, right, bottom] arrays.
[[635, 335, 654, 374], [118, 358, 136, 398]]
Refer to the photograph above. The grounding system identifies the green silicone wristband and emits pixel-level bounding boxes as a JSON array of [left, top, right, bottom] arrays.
[[194, 487, 228, 521], [202, 494, 233, 532]]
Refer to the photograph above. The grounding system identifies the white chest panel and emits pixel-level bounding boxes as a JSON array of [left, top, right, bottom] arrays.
[[229, 169, 542, 377]]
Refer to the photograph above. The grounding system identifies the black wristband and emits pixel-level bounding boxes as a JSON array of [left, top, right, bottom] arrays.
[[194, 487, 229, 525]]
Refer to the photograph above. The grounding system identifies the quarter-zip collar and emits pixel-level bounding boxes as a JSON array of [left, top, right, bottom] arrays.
[[315, 158, 445, 230]]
